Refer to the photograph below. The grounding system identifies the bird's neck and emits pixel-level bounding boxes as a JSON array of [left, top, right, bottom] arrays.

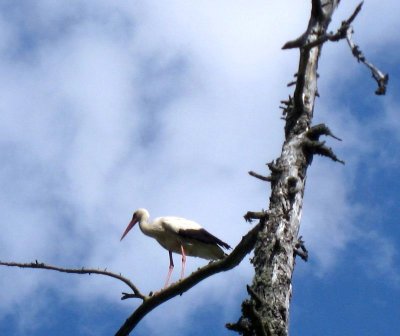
[[138, 216, 155, 238]]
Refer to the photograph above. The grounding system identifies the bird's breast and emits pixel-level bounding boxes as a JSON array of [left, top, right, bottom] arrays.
[[153, 231, 182, 253]]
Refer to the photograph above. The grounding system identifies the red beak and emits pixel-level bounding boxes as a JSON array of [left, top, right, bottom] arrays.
[[120, 214, 138, 241]]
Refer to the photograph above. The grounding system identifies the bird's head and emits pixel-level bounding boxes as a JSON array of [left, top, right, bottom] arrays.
[[120, 208, 149, 241]]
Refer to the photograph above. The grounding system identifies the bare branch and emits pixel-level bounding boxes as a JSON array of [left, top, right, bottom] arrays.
[[248, 170, 273, 182], [346, 1, 363, 24], [280, 96, 294, 107], [345, 27, 388, 95], [283, 0, 341, 50], [115, 222, 262, 336], [0, 260, 145, 300], [302, 138, 345, 164], [304, 124, 344, 165], [244, 211, 268, 223], [293, 236, 309, 262], [121, 292, 144, 300], [282, 32, 309, 50], [304, 2, 364, 49], [306, 123, 342, 141], [300, 2, 388, 95]]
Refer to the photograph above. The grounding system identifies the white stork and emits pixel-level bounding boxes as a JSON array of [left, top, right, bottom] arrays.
[[120, 208, 231, 287]]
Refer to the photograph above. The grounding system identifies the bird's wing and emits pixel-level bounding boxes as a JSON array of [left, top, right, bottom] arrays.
[[178, 228, 231, 249], [160, 216, 203, 233], [161, 217, 231, 249]]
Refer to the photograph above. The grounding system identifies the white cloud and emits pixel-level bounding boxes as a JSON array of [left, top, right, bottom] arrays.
[[301, 160, 360, 273], [357, 231, 400, 286], [0, 0, 399, 334], [382, 98, 400, 141]]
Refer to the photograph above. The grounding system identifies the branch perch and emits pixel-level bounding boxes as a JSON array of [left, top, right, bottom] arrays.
[[1, 221, 262, 336], [115, 222, 262, 336]]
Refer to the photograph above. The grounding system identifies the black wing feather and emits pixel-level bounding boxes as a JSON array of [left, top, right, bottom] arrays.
[[178, 228, 231, 249]]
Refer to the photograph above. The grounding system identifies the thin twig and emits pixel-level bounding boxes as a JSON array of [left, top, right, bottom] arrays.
[[345, 27, 388, 95], [0, 261, 145, 300], [248, 171, 273, 182]]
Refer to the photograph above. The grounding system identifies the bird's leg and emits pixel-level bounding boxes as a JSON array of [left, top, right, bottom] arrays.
[[164, 251, 174, 288], [180, 245, 186, 280]]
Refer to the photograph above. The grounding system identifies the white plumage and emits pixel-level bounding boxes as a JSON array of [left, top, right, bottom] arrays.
[[120, 208, 231, 287]]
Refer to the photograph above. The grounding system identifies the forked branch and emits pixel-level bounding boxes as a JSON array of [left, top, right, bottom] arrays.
[[302, 138, 345, 164], [303, 2, 388, 95], [304, 2, 364, 49]]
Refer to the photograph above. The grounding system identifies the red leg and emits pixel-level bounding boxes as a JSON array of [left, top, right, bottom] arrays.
[[164, 251, 174, 288], [180, 245, 186, 280]]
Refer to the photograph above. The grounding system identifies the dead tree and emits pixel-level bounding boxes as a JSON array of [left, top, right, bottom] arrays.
[[226, 1, 387, 335], [0, 1, 388, 335]]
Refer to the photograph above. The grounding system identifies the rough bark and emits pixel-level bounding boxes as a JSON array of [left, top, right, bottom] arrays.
[[228, 1, 341, 335], [228, 0, 387, 334]]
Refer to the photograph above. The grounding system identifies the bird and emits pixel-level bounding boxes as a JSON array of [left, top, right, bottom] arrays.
[[120, 208, 231, 288]]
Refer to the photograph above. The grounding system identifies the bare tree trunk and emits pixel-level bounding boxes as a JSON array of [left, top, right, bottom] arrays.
[[227, 1, 343, 335], [229, 0, 388, 333]]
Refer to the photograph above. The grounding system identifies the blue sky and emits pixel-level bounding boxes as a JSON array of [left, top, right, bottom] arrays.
[[0, 1, 399, 335]]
